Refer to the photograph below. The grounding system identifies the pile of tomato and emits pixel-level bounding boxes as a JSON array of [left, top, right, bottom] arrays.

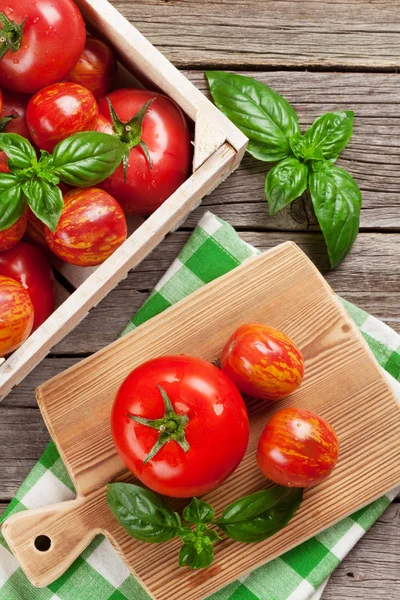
[[112, 324, 340, 498], [0, 0, 191, 358]]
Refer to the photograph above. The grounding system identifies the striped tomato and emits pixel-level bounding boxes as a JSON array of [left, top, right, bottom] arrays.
[[26, 82, 98, 152], [66, 36, 116, 99], [221, 323, 304, 401], [0, 208, 27, 251], [257, 408, 340, 487], [0, 275, 34, 356], [45, 187, 127, 266]]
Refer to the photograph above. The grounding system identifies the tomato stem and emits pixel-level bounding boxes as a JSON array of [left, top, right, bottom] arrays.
[[105, 96, 155, 181], [127, 384, 190, 464], [0, 14, 26, 59]]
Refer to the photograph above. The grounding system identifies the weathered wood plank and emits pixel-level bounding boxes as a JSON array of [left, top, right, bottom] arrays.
[[0, 408, 50, 498], [45, 228, 399, 354], [324, 502, 400, 599], [111, 1, 400, 70], [183, 71, 400, 232]]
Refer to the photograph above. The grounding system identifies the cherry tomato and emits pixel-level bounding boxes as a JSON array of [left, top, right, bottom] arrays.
[[221, 323, 304, 401], [0, 241, 55, 331], [0, 89, 31, 137], [98, 89, 191, 215], [111, 355, 249, 497], [0, 275, 33, 356], [0, 207, 27, 251], [23, 208, 48, 254], [0, 1, 86, 94], [0, 89, 32, 165], [45, 187, 127, 266], [257, 408, 340, 487], [26, 82, 99, 152], [66, 36, 116, 99]]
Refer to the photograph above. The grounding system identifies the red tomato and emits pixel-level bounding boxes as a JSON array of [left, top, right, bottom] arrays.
[[0, 89, 32, 164], [95, 114, 114, 134], [23, 208, 48, 254], [221, 323, 304, 401], [66, 36, 116, 99], [0, 89, 32, 138], [98, 89, 191, 215], [45, 187, 127, 266], [257, 408, 340, 487], [111, 355, 249, 497], [0, 275, 33, 356], [0, 208, 27, 251], [0, 1, 85, 94], [26, 82, 99, 152], [0, 241, 55, 331], [0, 89, 2, 112]]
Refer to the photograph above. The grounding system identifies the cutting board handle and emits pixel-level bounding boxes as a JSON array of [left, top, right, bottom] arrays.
[[2, 495, 102, 588]]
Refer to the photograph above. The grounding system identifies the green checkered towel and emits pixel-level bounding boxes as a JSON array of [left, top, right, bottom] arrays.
[[1, 211, 400, 600]]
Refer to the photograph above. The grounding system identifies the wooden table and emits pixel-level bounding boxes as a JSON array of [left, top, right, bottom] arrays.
[[1, 1, 399, 598]]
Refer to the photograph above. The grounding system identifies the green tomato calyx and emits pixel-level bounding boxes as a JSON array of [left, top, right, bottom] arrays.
[[0, 13, 27, 59], [105, 96, 155, 180], [127, 384, 190, 464]]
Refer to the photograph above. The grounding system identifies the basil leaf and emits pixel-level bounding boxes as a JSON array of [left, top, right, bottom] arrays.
[[290, 134, 324, 162], [217, 486, 293, 523], [216, 487, 303, 543], [23, 179, 63, 232], [0, 173, 25, 230], [309, 164, 362, 268], [179, 538, 215, 569], [0, 132, 37, 170], [107, 483, 181, 543], [206, 71, 300, 162], [183, 498, 214, 524], [52, 132, 125, 186], [303, 111, 354, 160], [265, 157, 308, 215]]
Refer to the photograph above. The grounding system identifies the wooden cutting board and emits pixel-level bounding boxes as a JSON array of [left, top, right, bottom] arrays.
[[3, 242, 400, 600]]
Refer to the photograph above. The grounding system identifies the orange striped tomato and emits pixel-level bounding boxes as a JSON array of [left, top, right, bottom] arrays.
[[0, 209, 27, 252], [257, 408, 340, 487], [221, 323, 304, 401], [26, 82, 98, 152], [0, 275, 34, 357], [45, 187, 127, 266]]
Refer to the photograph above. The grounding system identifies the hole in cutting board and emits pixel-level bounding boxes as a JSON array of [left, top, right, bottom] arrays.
[[34, 535, 52, 552]]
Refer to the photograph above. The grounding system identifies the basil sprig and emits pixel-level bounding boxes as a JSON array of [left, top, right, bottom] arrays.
[[206, 71, 361, 268], [107, 483, 303, 570], [0, 132, 125, 231]]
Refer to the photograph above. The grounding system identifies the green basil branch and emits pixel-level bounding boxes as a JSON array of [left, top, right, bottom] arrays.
[[107, 483, 303, 570], [206, 71, 361, 268], [0, 131, 126, 231]]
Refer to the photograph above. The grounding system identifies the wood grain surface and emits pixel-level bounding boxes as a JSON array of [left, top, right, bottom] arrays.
[[1, 2, 400, 599], [111, 0, 400, 70]]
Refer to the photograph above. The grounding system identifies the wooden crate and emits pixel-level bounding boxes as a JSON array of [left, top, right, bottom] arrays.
[[0, 0, 247, 401]]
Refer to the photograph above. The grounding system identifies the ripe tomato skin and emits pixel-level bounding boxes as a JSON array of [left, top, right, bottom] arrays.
[[23, 208, 48, 254], [66, 36, 116, 99], [98, 89, 191, 216], [1, 89, 32, 138], [257, 408, 340, 487], [0, 89, 32, 164], [0, 208, 27, 251], [45, 187, 127, 266], [26, 82, 99, 152], [111, 355, 249, 498], [221, 323, 304, 401], [0, 275, 34, 356], [0, 241, 55, 331], [0, 1, 85, 94]]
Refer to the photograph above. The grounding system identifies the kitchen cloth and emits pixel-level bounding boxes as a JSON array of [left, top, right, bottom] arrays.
[[1, 211, 400, 600]]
